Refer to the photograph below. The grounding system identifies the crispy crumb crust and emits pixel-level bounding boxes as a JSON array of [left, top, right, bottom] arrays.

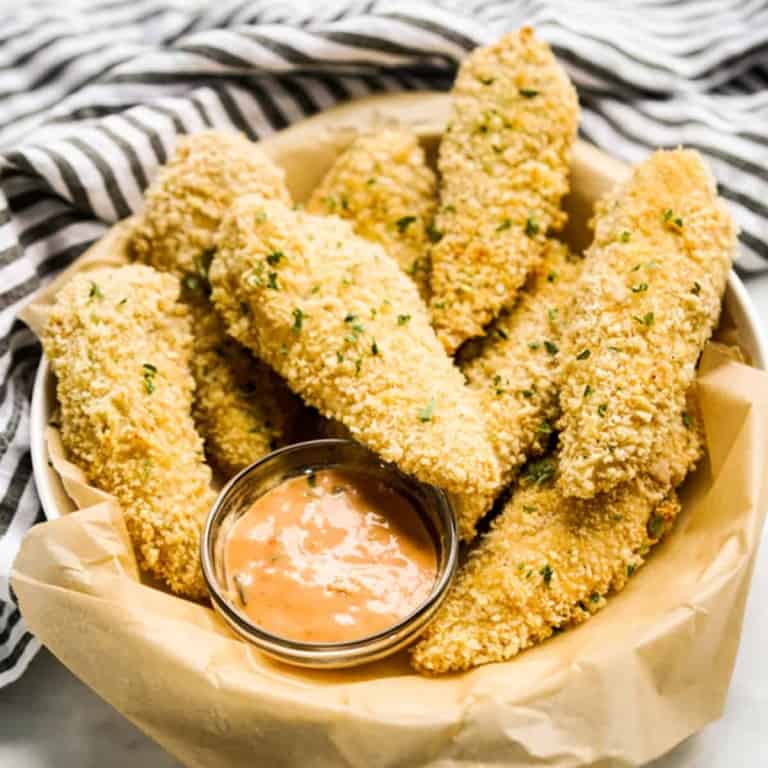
[[130, 130, 298, 476], [429, 28, 579, 353], [412, 397, 703, 674], [307, 129, 437, 301], [187, 304, 299, 478], [210, 195, 501, 508], [557, 149, 735, 499], [454, 240, 587, 519], [43, 265, 215, 598]]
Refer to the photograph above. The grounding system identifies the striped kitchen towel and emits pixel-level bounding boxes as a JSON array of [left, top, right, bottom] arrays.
[[1, 0, 767, 687]]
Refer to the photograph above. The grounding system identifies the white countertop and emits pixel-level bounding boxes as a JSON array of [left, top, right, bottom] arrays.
[[3, 275, 768, 768]]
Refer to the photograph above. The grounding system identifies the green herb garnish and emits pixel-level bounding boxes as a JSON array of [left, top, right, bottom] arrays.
[[544, 340, 558, 355], [597, 403, 608, 417], [371, 340, 379, 356], [292, 308, 305, 334], [88, 281, 103, 300], [525, 457, 556, 486], [142, 363, 157, 394], [267, 272, 278, 290], [576, 348, 590, 360], [395, 215, 417, 234], [583, 384, 593, 398], [634, 312, 655, 327], [418, 397, 436, 423], [540, 564, 553, 586], [620, 230, 631, 243], [648, 514, 664, 539], [525, 216, 540, 238], [631, 282, 648, 293], [520, 88, 539, 98], [397, 314, 411, 326], [496, 219, 512, 232], [691, 281, 701, 296], [266, 250, 284, 266], [682, 412, 693, 429]]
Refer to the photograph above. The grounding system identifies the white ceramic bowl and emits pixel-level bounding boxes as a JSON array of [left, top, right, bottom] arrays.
[[28, 92, 768, 522]]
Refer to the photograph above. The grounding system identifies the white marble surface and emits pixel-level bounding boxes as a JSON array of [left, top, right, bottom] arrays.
[[3, 276, 768, 768]]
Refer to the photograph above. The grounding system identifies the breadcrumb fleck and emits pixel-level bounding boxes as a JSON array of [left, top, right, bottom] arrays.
[[429, 28, 579, 352]]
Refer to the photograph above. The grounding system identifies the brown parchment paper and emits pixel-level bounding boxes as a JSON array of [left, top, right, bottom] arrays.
[[12, 93, 768, 768]]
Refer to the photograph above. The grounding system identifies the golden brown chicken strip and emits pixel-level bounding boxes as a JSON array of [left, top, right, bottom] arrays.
[[307, 129, 437, 301], [130, 130, 298, 476], [43, 265, 214, 598], [429, 28, 579, 353], [412, 394, 703, 674], [210, 196, 501, 521], [557, 149, 735, 499]]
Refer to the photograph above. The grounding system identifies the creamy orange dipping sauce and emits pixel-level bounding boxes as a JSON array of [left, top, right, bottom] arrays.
[[224, 468, 437, 643]]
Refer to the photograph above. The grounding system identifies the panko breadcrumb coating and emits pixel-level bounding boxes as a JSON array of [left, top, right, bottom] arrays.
[[429, 28, 579, 353], [210, 196, 501, 521], [557, 149, 735, 499], [130, 130, 290, 275], [130, 130, 298, 476], [461, 240, 587, 505], [186, 305, 297, 477], [413, 392, 704, 674], [307, 129, 437, 301], [43, 265, 215, 598]]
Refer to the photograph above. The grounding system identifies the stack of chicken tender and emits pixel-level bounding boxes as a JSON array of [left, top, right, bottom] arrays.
[[43, 27, 736, 673]]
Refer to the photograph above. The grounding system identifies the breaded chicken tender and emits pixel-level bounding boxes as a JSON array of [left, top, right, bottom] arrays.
[[429, 28, 579, 353], [187, 306, 295, 477], [130, 130, 297, 476], [460, 240, 586, 508], [413, 395, 703, 673], [307, 129, 437, 300], [210, 196, 501, 524], [131, 130, 290, 275], [557, 149, 735, 499], [43, 265, 215, 598]]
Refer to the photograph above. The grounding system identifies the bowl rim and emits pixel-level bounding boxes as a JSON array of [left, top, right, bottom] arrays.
[[199, 437, 459, 668]]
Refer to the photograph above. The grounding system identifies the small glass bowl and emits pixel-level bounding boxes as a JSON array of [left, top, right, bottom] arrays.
[[201, 438, 458, 668]]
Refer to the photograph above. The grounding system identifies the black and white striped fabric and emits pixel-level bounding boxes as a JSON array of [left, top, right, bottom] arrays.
[[1, 0, 767, 687]]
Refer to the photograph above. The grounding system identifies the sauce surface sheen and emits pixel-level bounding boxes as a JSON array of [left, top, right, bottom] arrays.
[[224, 468, 437, 643]]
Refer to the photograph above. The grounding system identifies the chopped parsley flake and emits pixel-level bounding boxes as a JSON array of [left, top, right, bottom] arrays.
[[496, 327, 509, 340], [525, 217, 540, 238], [496, 219, 512, 232], [589, 592, 600, 604], [583, 384, 593, 398], [336, 351, 344, 363], [426, 222, 443, 243], [182, 274, 203, 293], [371, 339, 379, 356], [544, 340, 558, 355], [631, 282, 648, 293], [479, 76, 495, 85], [540, 564, 553, 586], [88, 281, 103, 300], [647, 514, 664, 539], [266, 250, 284, 266], [395, 215, 417, 234], [546, 270, 557, 283], [142, 363, 157, 394], [397, 314, 411, 326], [682, 412, 693, 429], [528, 342, 541, 350], [418, 397, 436, 423], [576, 348, 591, 360], [627, 564, 636, 577], [633, 312, 655, 327], [691, 281, 701, 296], [520, 88, 539, 98], [292, 308, 305, 334], [537, 420, 553, 436], [366, 177, 376, 185], [597, 403, 608, 417], [521, 389, 534, 398], [620, 230, 631, 243], [523, 505, 537, 514], [355, 357, 362, 375], [548, 307, 558, 322], [525, 457, 556, 486], [267, 272, 278, 290]]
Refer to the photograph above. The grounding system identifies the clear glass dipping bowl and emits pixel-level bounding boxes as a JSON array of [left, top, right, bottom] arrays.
[[201, 438, 458, 668]]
